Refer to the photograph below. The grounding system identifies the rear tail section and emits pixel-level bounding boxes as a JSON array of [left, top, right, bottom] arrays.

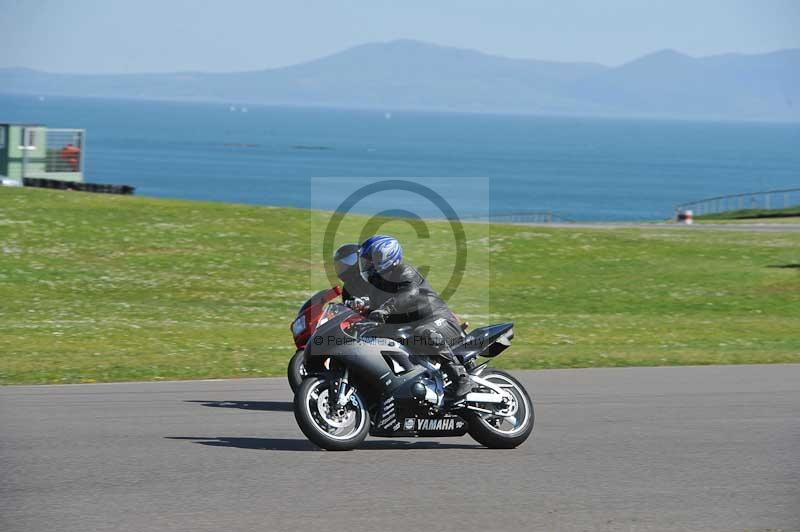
[[452, 323, 514, 363]]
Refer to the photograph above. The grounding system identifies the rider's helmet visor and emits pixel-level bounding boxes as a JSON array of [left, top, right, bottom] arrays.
[[334, 250, 359, 279], [359, 253, 376, 281]]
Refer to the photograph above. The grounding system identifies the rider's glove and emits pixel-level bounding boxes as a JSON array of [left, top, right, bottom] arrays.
[[345, 297, 369, 313], [368, 309, 389, 323]]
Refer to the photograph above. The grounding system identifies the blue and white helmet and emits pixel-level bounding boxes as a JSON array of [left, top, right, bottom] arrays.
[[359, 235, 403, 276]]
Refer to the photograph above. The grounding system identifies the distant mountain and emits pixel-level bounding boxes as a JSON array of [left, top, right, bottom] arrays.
[[563, 48, 800, 120], [2, 40, 799, 121]]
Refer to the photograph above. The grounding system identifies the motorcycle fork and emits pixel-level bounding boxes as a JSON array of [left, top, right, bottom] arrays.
[[336, 367, 350, 405], [328, 365, 351, 410]]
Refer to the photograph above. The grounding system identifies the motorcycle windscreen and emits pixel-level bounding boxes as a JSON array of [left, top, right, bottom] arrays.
[[315, 303, 356, 330]]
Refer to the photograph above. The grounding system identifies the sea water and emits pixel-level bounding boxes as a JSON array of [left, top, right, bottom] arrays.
[[2, 93, 798, 221]]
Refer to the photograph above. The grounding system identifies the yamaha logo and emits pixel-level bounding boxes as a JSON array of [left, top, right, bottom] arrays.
[[402, 417, 465, 432], [416, 418, 456, 431]]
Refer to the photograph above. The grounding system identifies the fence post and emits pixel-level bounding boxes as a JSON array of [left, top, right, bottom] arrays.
[[21, 127, 27, 182], [79, 129, 86, 174]]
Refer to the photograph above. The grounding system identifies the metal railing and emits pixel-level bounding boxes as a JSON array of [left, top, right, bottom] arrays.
[[676, 187, 800, 216], [45, 129, 85, 173], [21, 128, 86, 178]]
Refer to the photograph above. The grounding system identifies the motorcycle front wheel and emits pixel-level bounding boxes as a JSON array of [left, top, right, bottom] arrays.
[[293, 377, 370, 451], [467, 369, 534, 449], [287, 349, 307, 393]]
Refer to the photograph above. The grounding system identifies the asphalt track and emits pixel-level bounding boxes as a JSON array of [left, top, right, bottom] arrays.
[[2, 365, 798, 532]]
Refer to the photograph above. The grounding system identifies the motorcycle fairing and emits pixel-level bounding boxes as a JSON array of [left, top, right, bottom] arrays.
[[370, 413, 469, 438], [303, 305, 429, 397]]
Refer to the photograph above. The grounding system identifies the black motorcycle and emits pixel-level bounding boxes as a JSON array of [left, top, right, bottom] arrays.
[[293, 302, 533, 450]]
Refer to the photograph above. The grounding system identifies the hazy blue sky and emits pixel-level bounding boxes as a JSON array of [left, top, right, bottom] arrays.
[[2, 0, 799, 73]]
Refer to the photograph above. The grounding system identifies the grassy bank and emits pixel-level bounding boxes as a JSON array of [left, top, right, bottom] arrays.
[[1, 188, 799, 384]]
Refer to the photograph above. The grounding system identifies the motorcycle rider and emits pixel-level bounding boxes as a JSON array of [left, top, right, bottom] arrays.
[[334, 243, 372, 308], [358, 235, 473, 399]]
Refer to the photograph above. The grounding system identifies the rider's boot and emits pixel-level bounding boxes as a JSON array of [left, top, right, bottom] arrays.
[[421, 327, 473, 400], [444, 361, 473, 400]]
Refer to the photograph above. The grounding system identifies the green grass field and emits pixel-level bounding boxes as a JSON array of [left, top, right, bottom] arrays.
[[1, 187, 799, 384]]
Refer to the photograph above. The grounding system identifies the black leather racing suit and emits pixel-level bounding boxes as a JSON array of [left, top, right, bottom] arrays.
[[339, 268, 372, 303], [366, 264, 463, 361]]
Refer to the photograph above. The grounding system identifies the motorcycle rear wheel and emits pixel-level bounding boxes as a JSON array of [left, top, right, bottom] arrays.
[[467, 370, 534, 449], [294, 377, 370, 451]]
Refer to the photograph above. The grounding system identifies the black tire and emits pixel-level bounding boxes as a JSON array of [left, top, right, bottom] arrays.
[[293, 377, 370, 451], [467, 370, 534, 449], [287, 349, 306, 393]]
